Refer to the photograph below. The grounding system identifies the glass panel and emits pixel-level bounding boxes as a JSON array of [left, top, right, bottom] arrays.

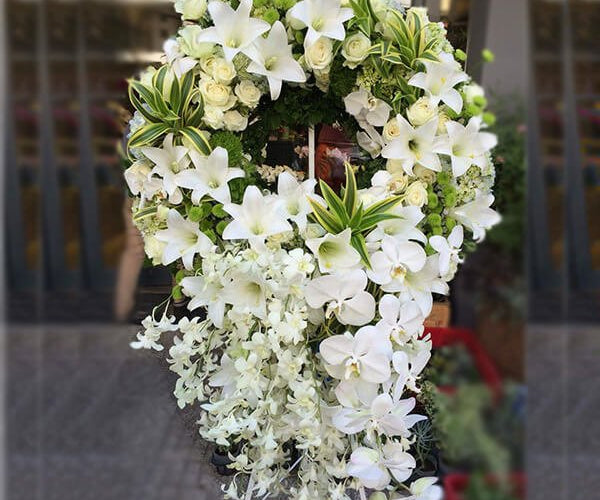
[[9, 1, 41, 272], [48, 1, 82, 271], [572, 0, 600, 269], [83, 1, 178, 268], [532, 0, 565, 271]]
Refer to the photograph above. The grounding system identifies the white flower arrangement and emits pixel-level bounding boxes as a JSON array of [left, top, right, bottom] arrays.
[[125, 0, 500, 498]]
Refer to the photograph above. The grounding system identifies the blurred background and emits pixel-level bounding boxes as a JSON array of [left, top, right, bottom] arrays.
[[1, 0, 599, 499]]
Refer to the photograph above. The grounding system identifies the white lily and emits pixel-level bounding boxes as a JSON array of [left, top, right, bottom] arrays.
[[408, 52, 469, 113], [347, 442, 416, 489], [366, 205, 427, 246], [449, 193, 501, 241], [276, 171, 316, 231], [367, 236, 427, 292], [438, 116, 498, 177], [306, 269, 375, 325], [163, 39, 197, 77], [288, 0, 354, 48], [155, 209, 214, 269], [344, 88, 392, 127], [319, 326, 391, 384], [124, 159, 163, 201], [429, 225, 464, 277], [381, 115, 444, 175], [142, 133, 190, 204], [197, 0, 270, 61], [180, 274, 226, 328], [222, 271, 269, 319], [175, 146, 244, 204], [305, 228, 361, 274], [376, 294, 424, 346], [222, 186, 292, 247], [357, 124, 386, 158], [247, 21, 306, 100]]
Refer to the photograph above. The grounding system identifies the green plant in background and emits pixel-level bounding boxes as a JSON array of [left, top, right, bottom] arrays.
[[486, 98, 525, 262], [465, 473, 520, 500]]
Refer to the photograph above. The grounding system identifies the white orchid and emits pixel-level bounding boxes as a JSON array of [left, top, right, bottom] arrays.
[[347, 442, 416, 489], [306, 269, 375, 325], [222, 186, 292, 247], [449, 193, 501, 241], [397, 255, 449, 317], [408, 52, 469, 113], [376, 294, 424, 346], [247, 21, 306, 100], [175, 146, 244, 204], [381, 115, 445, 175], [180, 274, 226, 328], [155, 209, 214, 269], [367, 236, 427, 292], [398, 477, 444, 500], [429, 225, 464, 277], [344, 88, 392, 127], [305, 228, 361, 273], [366, 205, 427, 246], [209, 354, 238, 397], [142, 133, 190, 204], [392, 350, 431, 394], [332, 393, 426, 439], [197, 0, 270, 61], [288, 0, 354, 48], [276, 171, 317, 231], [438, 116, 498, 177], [319, 326, 390, 384]]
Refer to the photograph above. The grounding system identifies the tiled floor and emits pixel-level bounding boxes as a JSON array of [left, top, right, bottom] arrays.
[[6, 324, 223, 500]]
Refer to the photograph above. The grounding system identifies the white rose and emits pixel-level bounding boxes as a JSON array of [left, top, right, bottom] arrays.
[[223, 110, 248, 132], [405, 181, 428, 207], [174, 0, 207, 20], [235, 80, 262, 108], [413, 164, 437, 184], [178, 26, 214, 59], [382, 117, 402, 141], [144, 234, 166, 266], [342, 32, 371, 68], [212, 58, 236, 85], [200, 54, 218, 74], [407, 97, 437, 126], [305, 37, 333, 71], [124, 160, 151, 195], [388, 171, 409, 193], [437, 112, 451, 134], [203, 106, 225, 129], [199, 78, 236, 109]]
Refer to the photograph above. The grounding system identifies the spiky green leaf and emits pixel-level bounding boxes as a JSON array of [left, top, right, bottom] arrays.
[[127, 123, 170, 150], [180, 126, 212, 155]]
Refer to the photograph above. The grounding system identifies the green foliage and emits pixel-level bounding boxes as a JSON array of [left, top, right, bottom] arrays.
[[485, 100, 525, 262], [127, 65, 211, 155], [308, 165, 403, 266], [465, 474, 519, 500], [210, 131, 244, 167]]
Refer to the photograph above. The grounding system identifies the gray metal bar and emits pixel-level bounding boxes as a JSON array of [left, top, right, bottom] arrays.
[[465, 0, 490, 82], [76, 0, 107, 290], [561, 0, 600, 290], [38, 0, 71, 290]]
